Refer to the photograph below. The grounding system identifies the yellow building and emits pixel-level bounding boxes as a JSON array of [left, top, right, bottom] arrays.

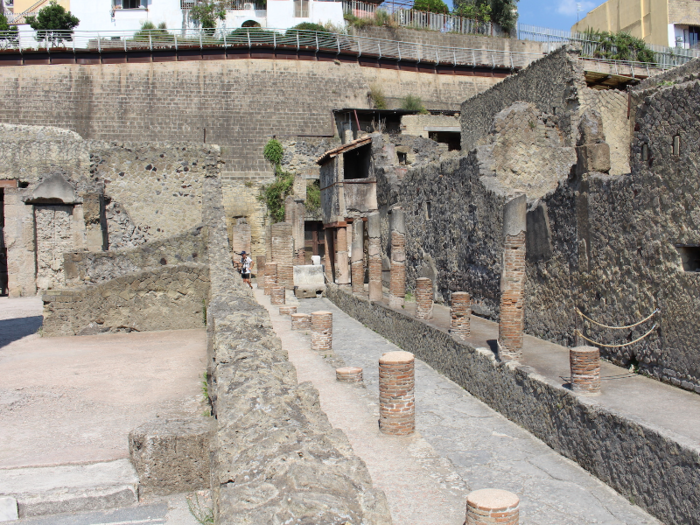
[[11, 0, 71, 14], [572, 0, 700, 48]]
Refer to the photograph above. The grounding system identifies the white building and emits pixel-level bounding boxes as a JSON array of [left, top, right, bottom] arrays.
[[7, 0, 345, 33]]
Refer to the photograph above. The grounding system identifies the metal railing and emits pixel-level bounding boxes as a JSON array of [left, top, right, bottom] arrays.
[[518, 23, 700, 68], [180, 0, 267, 9], [342, 0, 506, 37], [0, 27, 674, 76]]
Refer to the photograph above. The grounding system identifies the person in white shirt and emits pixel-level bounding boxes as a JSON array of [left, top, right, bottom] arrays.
[[241, 251, 253, 289]]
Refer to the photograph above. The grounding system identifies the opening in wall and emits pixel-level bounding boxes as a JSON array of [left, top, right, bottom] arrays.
[[676, 245, 700, 272], [641, 143, 649, 161], [397, 152, 407, 165], [673, 135, 680, 156], [425, 201, 432, 220]]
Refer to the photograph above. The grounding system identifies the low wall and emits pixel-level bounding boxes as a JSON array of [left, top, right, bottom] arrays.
[[326, 285, 700, 525], [203, 177, 392, 524], [42, 263, 209, 337], [64, 226, 208, 286]]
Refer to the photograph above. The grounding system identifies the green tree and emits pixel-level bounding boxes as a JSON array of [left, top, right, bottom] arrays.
[[188, 0, 226, 35], [413, 0, 449, 15], [25, 0, 79, 45], [453, 0, 518, 33], [453, 0, 491, 23], [582, 28, 656, 64]]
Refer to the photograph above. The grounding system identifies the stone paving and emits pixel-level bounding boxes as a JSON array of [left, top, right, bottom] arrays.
[[259, 290, 661, 525]]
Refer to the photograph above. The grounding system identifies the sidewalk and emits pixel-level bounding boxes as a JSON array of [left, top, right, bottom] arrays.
[[255, 288, 660, 525]]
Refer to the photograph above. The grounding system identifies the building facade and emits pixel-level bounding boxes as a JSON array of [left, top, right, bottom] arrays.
[[571, 0, 700, 48], [7, 0, 344, 32]]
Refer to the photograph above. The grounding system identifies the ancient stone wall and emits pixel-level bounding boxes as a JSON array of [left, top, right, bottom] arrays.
[[42, 263, 209, 337], [327, 285, 700, 525], [460, 47, 586, 153], [202, 176, 392, 524], [64, 226, 207, 286], [580, 88, 630, 175]]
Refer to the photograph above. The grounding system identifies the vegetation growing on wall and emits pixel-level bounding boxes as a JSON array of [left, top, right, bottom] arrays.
[[25, 0, 79, 45], [260, 139, 294, 223], [401, 95, 428, 113], [305, 180, 321, 212], [0, 12, 18, 43], [369, 84, 388, 110], [582, 29, 656, 64], [133, 21, 173, 42]]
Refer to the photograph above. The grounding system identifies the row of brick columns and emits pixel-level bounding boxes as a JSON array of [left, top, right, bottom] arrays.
[[368, 212, 383, 301], [299, 307, 521, 523]]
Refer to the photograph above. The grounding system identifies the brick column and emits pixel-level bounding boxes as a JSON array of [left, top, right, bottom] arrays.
[[450, 292, 471, 340], [389, 208, 406, 309], [271, 222, 294, 290], [498, 195, 527, 361], [466, 489, 519, 525], [264, 262, 277, 296], [415, 277, 433, 320], [570, 346, 601, 395], [291, 313, 312, 331], [368, 212, 383, 302], [351, 220, 365, 294], [336, 367, 363, 383], [378, 351, 415, 436], [323, 228, 333, 283], [279, 305, 297, 316], [232, 220, 251, 258], [285, 195, 306, 265], [255, 256, 266, 279], [335, 227, 350, 286], [311, 311, 333, 351], [271, 285, 285, 305]]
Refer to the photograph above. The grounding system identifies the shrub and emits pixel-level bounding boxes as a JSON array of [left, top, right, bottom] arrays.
[[260, 170, 294, 223], [369, 84, 387, 109], [582, 28, 656, 64], [25, 0, 80, 45], [413, 0, 449, 15], [0, 12, 18, 44], [401, 95, 427, 113], [305, 180, 321, 212], [133, 21, 173, 42], [189, 0, 226, 35], [263, 138, 284, 167], [288, 22, 328, 33], [453, 0, 491, 23]]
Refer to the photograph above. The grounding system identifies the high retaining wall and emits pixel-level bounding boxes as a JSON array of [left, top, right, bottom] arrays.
[[42, 263, 209, 337], [327, 285, 700, 525], [202, 176, 392, 524]]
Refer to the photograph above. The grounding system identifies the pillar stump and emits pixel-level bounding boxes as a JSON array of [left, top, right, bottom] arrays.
[[415, 278, 433, 320], [466, 489, 520, 525], [451, 292, 471, 340], [379, 351, 415, 436], [291, 313, 312, 331], [311, 311, 333, 351], [336, 367, 363, 383], [279, 306, 297, 316], [271, 285, 285, 306], [264, 262, 277, 296], [570, 346, 601, 394]]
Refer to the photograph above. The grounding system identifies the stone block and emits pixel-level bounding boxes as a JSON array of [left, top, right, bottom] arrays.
[[128, 417, 214, 497], [0, 497, 18, 522]]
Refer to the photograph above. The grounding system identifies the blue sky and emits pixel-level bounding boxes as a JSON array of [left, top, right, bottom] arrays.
[[444, 0, 607, 31]]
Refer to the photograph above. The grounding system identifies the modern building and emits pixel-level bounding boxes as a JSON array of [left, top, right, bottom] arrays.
[[571, 0, 700, 48], [6, 0, 345, 32]]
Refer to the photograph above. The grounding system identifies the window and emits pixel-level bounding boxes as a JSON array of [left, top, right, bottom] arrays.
[[343, 144, 371, 180], [676, 245, 700, 272], [115, 0, 144, 9], [294, 0, 309, 17], [397, 151, 407, 165]]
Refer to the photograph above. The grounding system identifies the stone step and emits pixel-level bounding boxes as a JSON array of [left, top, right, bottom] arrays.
[[0, 459, 139, 520]]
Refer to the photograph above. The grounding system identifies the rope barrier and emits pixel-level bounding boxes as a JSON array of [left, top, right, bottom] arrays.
[[575, 307, 658, 330], [574, 324, 657, 348]]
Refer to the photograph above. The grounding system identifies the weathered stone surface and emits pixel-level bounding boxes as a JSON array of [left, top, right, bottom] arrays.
[[128, 418, 214, 497], [203, 177, 392, 525]]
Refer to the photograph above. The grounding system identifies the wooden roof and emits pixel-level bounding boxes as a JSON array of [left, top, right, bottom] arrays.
[[316, 136, 372, 165]]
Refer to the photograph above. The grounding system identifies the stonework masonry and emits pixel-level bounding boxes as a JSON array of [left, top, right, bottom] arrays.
[[264, 261, 277, 296], [389, 209, 406, 308], [570, 346, 602, 395], [291, 312, 312, 331], [204, 177, 392, 524], [311, 311, 333, 352], [450, 292, 471, 340], [327, 285, 700, 525], [368, 212, 383, 302], [415, 277, 433, 320], [351, 219, 365, 294], [378, 350, 416, 436], [270, 222, 294, 289]]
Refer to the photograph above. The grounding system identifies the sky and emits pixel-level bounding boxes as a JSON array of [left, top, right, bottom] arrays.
[[443, 0, 608, 31]]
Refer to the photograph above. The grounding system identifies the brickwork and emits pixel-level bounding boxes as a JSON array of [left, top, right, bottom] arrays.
[[336, 367, 363, 384], [291, 313, 312, 331], [255, 256, 266, 277], [499, 231, 526, 360], [264, 262, 277, 296], [231, 221, 251, 258], [279, 305, 297, 316], [389, 230, 406, 308], [450, 292, 471, 340], [570, 346, 601, 395], [378, 351, 415, 436], [335, 227, 350, 286], [415, 277, 433, 320], [271, 222, 294, 290], [466, 489, 520, 525], [368, 213, 383, 302], [311, 311, 333, 352], [351, 220, 365, 294], [270, 285, 285, 306]]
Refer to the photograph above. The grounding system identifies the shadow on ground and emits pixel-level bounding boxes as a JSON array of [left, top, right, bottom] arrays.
[[0, 316, 43, 348]]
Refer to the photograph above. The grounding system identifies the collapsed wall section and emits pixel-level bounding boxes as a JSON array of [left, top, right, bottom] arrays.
[[202, 176, 392, 524]]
